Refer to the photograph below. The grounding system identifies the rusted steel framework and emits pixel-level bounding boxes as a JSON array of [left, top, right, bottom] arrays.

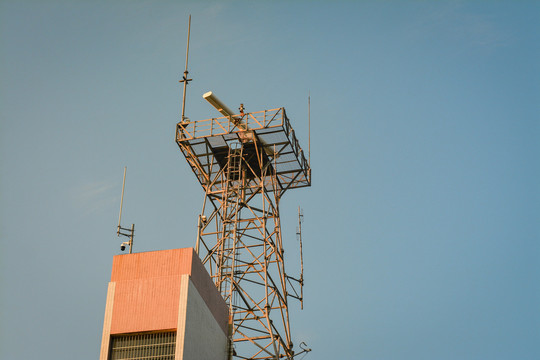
[[176, 108, 311, 359]]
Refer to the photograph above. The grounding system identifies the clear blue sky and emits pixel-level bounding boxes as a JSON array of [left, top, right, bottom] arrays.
[[1, 1, 539, 359]]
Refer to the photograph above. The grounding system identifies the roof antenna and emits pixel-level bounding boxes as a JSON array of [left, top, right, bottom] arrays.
[[117, 166, 134, 253], [179, 15, 192, 123]]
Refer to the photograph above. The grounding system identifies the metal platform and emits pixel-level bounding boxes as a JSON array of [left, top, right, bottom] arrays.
[[176, 107, 311, 195]]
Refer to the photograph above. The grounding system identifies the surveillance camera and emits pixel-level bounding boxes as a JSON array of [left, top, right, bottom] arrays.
[[120, 244, 126, 251]]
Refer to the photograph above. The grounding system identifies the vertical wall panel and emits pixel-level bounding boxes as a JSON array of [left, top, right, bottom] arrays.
[[110, 276, 183, 334], [175, 274, 190, 360], [111, 248, 193, 282], [190, 250, 230, 335], [100, 282, 116, 360], [182, 279, 228, 360]]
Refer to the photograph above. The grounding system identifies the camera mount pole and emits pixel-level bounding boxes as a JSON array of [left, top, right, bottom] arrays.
[[117, 166, 134, 253]]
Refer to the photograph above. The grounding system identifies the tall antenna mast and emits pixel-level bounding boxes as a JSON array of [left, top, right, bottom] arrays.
[[179, 15, 192, 122], [117, 166, 134, 253]]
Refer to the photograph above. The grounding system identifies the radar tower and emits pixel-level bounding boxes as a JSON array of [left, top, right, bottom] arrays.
[[175, 17, 311, 360]]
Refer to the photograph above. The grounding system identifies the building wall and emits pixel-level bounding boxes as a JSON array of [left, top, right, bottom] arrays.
[[99, 248, 228, 360], [182, 279, 228, 360], [111, 275, 183, 334]]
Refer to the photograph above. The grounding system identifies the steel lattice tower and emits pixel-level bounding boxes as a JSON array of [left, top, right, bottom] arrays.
[[176, 102, 311, 359]]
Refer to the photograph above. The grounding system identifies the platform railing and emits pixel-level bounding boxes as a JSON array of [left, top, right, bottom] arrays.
[[176, 108, 285, 141]]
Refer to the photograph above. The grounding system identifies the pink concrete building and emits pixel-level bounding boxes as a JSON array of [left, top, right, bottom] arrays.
[[99, 248, 228, 360]]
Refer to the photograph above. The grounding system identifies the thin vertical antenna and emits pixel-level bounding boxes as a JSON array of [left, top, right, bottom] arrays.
[[180, 15, 192, 122], [308, 92, 311, 167], [117, 166, 134, 253], [117, 166, 127, 236], [297, 206, 305, 310], [129, 224, 134, 254]]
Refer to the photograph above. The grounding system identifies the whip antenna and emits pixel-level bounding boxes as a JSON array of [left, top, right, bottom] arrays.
[[116, 166, 134, 253], [297, 206, 305, 309], [308, 92, 311, 167], [179, 15, 192, 122], [117, 166, 127, 232]]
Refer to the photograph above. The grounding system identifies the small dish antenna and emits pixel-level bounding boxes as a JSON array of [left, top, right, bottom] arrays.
[[117, 166, 134, 253]]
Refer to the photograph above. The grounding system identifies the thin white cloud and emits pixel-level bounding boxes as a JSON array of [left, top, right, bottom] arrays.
[[201, 2, 227, 20], [70, 180, 118, 215]]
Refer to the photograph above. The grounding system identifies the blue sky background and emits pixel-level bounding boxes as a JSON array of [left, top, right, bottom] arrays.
[[1, 1, 539, 359]]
